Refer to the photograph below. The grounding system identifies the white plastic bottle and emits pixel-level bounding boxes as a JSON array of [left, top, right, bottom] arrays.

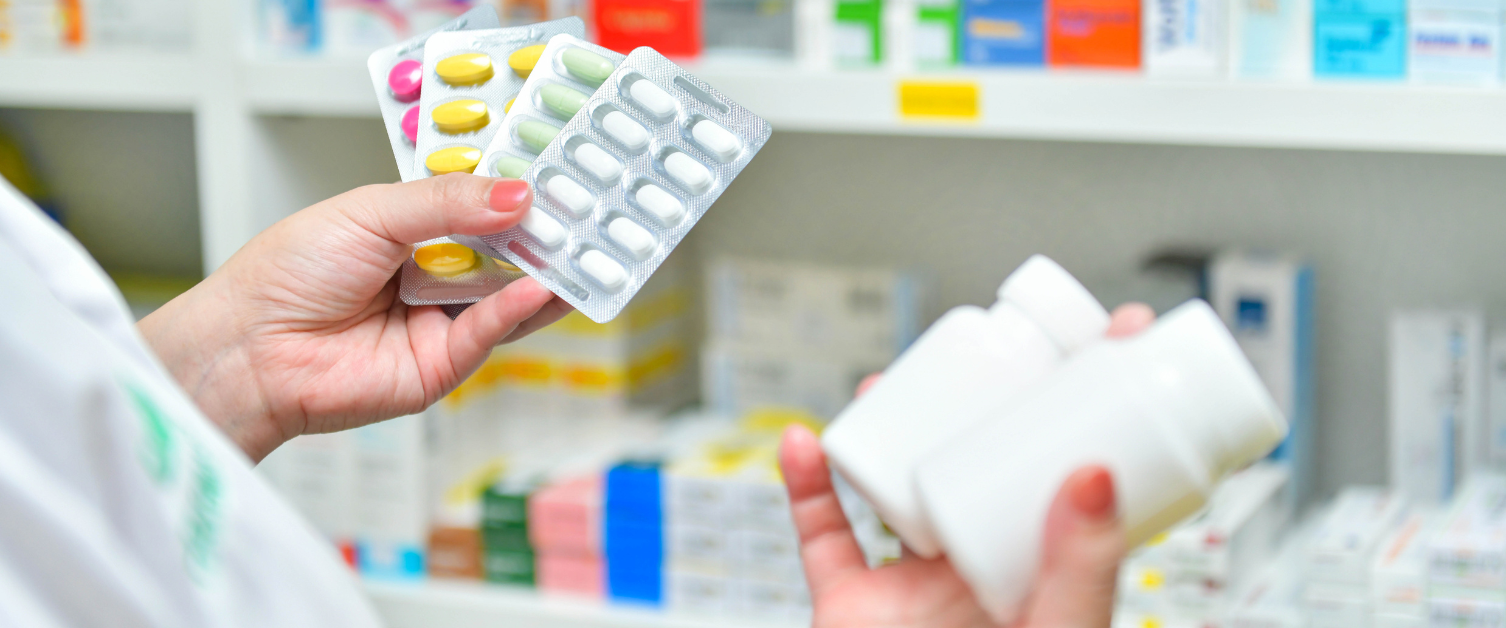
[[916, 299, 1287, 623], [821, 255, 1110, 557]]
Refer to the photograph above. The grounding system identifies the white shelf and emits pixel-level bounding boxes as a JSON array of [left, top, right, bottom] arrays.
[[0, 54, 200, 112], [243, 58, 381, 117], [9, 53, 1506, 154], [366, 580, 799, 628]]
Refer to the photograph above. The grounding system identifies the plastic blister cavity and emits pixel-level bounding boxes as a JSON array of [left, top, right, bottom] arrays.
[[412, 17, 584, 180], [478, 34, 627, 182], [481, 43, 772, 323], [399, 237, 527, 306], [367, 6, 500, 183]]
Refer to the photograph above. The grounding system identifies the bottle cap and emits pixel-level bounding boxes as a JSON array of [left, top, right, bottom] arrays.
[[1136, 300, 1288, 477], [997, 255, 1110, 353]]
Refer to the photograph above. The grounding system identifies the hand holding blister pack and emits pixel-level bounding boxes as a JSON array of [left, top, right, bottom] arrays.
[[399, 238, 527, 306], [480, 36, 772, 323], [413, 18, 585, 179], [821, 256, 1288, 625], [367, 6, 501, 183]]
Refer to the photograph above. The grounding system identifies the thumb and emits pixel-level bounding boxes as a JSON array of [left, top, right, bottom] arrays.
[[1022, 466, 1124, 628], [334, 173, 532, 245]]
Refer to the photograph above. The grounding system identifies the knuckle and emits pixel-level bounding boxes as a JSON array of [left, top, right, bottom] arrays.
[[432, 173, 491, 210]]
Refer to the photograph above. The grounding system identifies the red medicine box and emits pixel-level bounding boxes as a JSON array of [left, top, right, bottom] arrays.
[[593, 0, 702, 57]]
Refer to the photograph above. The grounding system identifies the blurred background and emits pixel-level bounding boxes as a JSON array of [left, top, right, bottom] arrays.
[[4, 0, 1506, 626]]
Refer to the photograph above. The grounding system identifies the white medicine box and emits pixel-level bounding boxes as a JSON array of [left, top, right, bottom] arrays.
[[1208, 250, 1315, 506]]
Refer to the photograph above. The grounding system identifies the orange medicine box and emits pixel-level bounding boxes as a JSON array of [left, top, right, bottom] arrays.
[[1046, 0, 1141, 67]]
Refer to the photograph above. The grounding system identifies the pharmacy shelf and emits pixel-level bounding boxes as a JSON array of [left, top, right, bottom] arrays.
[[234, 58, 1506, 156], [686, 68, 1506, 156], [0, 54, 200, 112], [367, 580, 799, 628]]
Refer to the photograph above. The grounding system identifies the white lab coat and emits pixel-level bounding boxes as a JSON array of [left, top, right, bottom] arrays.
[[0, 178, 382, 627]]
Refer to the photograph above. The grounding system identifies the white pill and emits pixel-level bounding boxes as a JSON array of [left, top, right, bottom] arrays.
[[545, 174, 594, 217], [692, 120, 742, 162], [607, 217, 656, 260], [634, 184, 685, 226], [574, 142, 623, 182], [579, 249, 628, 291], [602, 110, 650, 152], [663, 151, 712, 194], [628, 78, 676, 119], [520, 206, 566, 249]]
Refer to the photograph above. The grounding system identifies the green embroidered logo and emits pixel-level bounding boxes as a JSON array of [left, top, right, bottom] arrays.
[[125, 381, 176, 484]]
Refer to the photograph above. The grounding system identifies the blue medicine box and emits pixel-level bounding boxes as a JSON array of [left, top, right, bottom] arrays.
[[604, 462, 664, 605], [1314, 0, 1408, 77], [962, 0, 1046, 64]]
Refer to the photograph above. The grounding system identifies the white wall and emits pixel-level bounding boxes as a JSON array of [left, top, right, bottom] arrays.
[[0, 108, 201, 276]]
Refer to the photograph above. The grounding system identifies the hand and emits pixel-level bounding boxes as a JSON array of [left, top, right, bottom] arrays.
[[779, 303, 1157, 628], [139, 175, 573, 461]]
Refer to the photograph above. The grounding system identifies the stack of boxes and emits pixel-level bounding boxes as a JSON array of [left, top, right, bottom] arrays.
[[1301, 488, 1409, 627], [530, 476, 605, 597], [1425, 475, 1506, 626], [1370, 510, 1437, 627], [425, 261, 693, 582], [702, 258, 923, 421], [481, 479, 539, 585], [1115, 464, 1290, 626], [663, 420, 812, 621]]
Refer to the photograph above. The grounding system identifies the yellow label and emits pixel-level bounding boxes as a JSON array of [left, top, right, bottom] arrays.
[[898, 81, 980, 120]]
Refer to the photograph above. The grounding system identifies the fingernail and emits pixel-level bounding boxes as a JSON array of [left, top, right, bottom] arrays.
[[489, 179, 530, 212], [1070, 467, 1116, 519]]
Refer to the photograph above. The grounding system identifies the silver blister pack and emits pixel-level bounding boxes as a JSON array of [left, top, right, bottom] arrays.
[[412, 18, 584, 180], [367, 6, 500, 183], [399, 237, 526, 306], [477, 34, 625, 180], [481, 44, 772, 323]]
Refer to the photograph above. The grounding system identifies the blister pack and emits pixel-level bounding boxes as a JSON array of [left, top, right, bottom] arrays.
[[400, 237, 526, 306], [367, 6, 500, 183], [479, 40, 772, 323], [412, 18, 585, 180], [476, 35, 626, 181]]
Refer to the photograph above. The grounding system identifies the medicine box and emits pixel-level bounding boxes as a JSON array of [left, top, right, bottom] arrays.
[[703, 0, 797, 57], [593, 0, 702, 57], [1231, 0, 1313, 78], [1314, 0, 1408, 78], [1303, 486, 1408, 586], [1208, 251, 1316, 507], [702, 341, 887, 420], [352, 414, 429, 580], [1408, 0, 1503, 85], [835, 0, 886, 64], [706, 258, 923, 364], [1046, 0, 1142, 67], [1389, 309, 1486, 505], [605, 461, 665, 604], [1143, 0, 1226, 75], [962, 0, 1046, 65], [915, 0, 963, 65]]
